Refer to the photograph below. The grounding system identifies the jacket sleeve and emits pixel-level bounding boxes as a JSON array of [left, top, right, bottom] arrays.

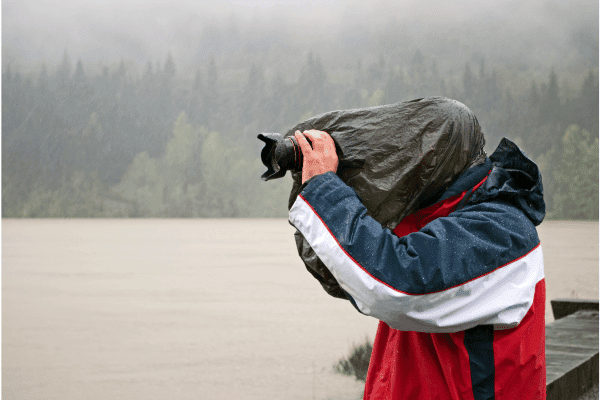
[[289, 172, 544, 333]]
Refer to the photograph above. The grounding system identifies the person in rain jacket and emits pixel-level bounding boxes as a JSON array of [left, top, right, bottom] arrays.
[[288, 98, 546, 400]]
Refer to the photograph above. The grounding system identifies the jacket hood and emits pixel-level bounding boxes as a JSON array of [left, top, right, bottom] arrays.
[[470, 138, 545, 226]]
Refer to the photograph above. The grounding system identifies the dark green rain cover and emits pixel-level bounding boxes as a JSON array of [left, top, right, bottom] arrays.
[[284, 97, 487, 299]]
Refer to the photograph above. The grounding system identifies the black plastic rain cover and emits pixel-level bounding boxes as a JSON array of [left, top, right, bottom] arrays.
[[285, 97, 487, 299]]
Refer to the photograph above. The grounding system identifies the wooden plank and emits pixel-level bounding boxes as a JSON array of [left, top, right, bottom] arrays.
[[551, 299, 599, 320], [546, 310, 599, 400], [546, 343, 600, 356], [547, 352, 594, 374], [546, 353, 599, 400], [546, 335, 598, 350]]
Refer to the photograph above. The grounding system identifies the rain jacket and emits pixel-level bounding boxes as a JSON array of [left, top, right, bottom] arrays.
[[287, 97, 488, 299], [288, 134, 546, 398]]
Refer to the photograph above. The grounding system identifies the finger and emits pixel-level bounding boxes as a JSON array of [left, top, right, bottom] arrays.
[[294, 131, 313, 155], [322, 132, 336, 154], [313, 131, 336, 160], [312, 130, 335, 154], [303, 130, 328, 151], [304, 129, 324, 137], [302, 130, 323, 142]]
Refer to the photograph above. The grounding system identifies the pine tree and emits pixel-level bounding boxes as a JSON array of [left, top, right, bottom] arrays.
[[383, 67, 405, 104], [163, 52, 176, 79], [579, 70, 599, 137], [296, 52, 328, 117], [541, 68, 560, 124], [241, 63, 267, 140], [204, 55, 220, 129], [552, 125, 599, 219], [73, 59, 86, 84], [462, 62, 477, 102], [56, 49, 72, 88]]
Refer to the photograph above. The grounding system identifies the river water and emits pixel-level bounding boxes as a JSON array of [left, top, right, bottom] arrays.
[[2, 219, 598, 400]]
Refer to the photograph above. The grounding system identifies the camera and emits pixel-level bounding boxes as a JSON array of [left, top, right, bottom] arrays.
[[257, 133, 311, 181]]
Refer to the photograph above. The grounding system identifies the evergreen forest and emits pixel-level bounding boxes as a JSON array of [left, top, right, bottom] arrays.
[[3, 6, 598, 220]]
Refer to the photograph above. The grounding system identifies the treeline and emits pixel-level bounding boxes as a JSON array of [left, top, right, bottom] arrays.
[[2, 51, 598, 219]]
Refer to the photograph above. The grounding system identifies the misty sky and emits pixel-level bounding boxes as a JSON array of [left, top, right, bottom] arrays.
[[2, 0, 598, 77]]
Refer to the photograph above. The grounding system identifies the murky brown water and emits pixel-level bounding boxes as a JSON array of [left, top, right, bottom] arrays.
[[2, 219, 598, 400]]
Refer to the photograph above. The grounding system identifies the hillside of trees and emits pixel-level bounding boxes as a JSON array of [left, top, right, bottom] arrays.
[[2, 45, 598, 219]]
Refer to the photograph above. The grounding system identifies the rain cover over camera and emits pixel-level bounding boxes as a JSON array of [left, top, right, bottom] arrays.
[[285, 97, 487, 299]]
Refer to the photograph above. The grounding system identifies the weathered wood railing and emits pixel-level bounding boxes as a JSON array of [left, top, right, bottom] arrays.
[[546, 299, 599, 400]]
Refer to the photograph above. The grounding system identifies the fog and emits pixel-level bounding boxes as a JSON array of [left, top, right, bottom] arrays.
[[4, 0, 597, 77], [2, 0, 598, 219]]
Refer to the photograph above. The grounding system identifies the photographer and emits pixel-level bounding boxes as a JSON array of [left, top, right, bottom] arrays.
[[288, 103, 546, 399]]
